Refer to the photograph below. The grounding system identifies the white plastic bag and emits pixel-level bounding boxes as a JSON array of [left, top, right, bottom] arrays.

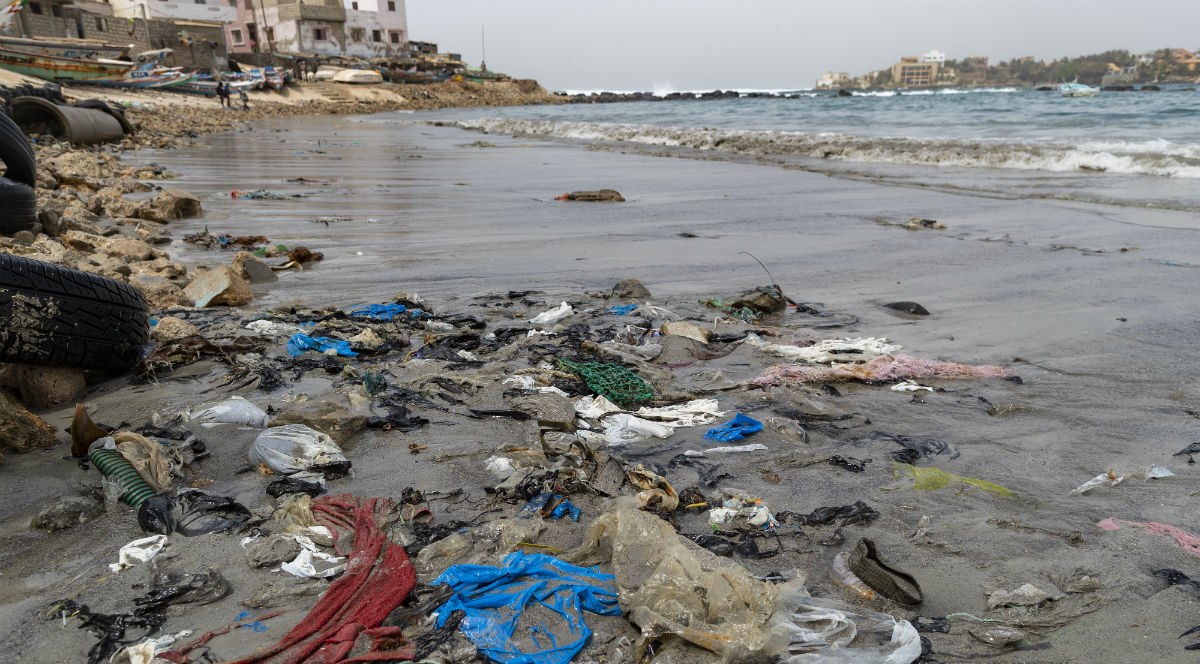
[[602, 413, 675, 445], [189, 396, 269, 428], [110, 534, 169, 572], [530, 301, 574, 325], [250, 424, 349, 476]]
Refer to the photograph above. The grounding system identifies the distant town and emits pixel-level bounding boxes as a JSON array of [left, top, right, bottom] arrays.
[[817, 48, 1200, 90]]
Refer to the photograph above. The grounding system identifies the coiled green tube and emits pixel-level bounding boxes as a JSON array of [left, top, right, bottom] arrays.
[[88, 448, 155, 507]]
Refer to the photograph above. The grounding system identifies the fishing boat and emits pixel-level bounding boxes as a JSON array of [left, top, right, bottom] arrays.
[[1059, 81, 1099, 97], [0, 35, 130, 61], [331, 68, 382, 84], [172, 77, 258, 96], [0, 41, 134, 81], [84, 49, 196, 89]]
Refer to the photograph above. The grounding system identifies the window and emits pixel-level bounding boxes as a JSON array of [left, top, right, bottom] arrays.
[[227, 0, 236, 7], [264, 27, 273, 41], [94, 17, 106, 30], [371, 29, 381, 42], [350, 1, 357, 8], [194, 0, 207, 5], [350, 27, 364, 41], [389, 31, 400, 44], [230, 28, 244, 44], [27, 2, 42, 14], [243, 0, 252, 9], [387, 1, 395, 10], [313, 27, 329, 41]]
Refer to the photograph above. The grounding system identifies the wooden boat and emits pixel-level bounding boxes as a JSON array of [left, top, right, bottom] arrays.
[[1059, 81, 1099, 97], [332, 68, 382, 84], [0, 35, 130, 61], [85, 50, 195, 89], [0, 42, 134, 81], [172, 77, 258, 96]]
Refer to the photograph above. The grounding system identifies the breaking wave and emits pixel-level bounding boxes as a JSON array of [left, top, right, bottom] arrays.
[[453, 117, 1200, 179]]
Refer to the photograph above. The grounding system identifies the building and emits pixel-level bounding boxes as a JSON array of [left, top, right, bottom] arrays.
[[226, 0, 405, 58], [109, 0, 235, 24], [814, 70, 850, 89], [921, 49, 945, 64], [891, 56, 939, 87]]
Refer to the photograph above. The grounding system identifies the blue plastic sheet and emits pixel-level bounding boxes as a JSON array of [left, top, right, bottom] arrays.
[[348, 303, 428, 321], [520, 494, 582, 522], [705, 413, 763, 442], [286, 333, 358, 358], [607, 304, 638, 316], [433, 551, 621, 664]]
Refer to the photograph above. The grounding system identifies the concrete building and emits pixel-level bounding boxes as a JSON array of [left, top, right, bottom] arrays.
[[109, 0, 235, 24], [921, 49, 945, 64], [891, 56, 939, 87], [225, 0, 405, 58], [815, 70, 850, 89]]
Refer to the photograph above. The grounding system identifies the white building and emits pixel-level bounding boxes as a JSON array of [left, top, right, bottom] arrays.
[[921, 49, 946, 64], [343, 0, 405, 57], [109, 0, 235, 23], [231, 0, 406, 58]]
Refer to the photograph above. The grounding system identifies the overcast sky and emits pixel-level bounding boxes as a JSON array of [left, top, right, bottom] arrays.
[[407, 0, 1200, 91]]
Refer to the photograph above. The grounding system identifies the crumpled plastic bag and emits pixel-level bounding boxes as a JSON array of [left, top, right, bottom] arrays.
[[250, 424, 351, 478], [530, 301, 574, 325], [634, 399, 725, 428], [602, 413, 675, 445], [187, 396, 269, 428], [280, 536, 347, 578], [287, 333, 358, 357], [745, 333, 903, 364], [705, 413, 763, 442], [778, 595, 922, 664], [137, 490, 252, 536], [564, 502, 801, 661], [110, 534, 169, 572]]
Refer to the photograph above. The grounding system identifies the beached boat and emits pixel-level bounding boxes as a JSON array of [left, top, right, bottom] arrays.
[[0, 35, 130, 61], [172, 77, 258, 96], [1060, 81, 1099, 97], [0, 42, 134, 81], [331, 68, 382, 85], [84, 49, 196, 90]]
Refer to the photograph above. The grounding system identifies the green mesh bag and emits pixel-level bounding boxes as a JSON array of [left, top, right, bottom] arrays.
[[558, 359, 654, 406]]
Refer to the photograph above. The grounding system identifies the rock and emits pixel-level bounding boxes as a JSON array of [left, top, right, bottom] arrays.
[[12, 231, 34, 245], [556, 189, 625, 202], [233, 251, 278, 283], [15, 365, 88, 408], [144, 188, 201, 222], [511, 394, 577, 431], [884, 301, 930, 316], [987, 583, 1063, 609], [611, 278, 651, 300], [184, 265, 253, 307], [37, 210, 61, 237], [0, 388, 58, 453], [244, 534, 302, 568], [271, 398, 368, 445], [30, 494, 105, 531], [729, 285, 787, 315], [151, 317, 200, 342], [129, 273, 188, 309], [49, 152, 112, 187], [904, 217, 945, 230], [660, 320, 711, 344], [102, 238, 155, 261]]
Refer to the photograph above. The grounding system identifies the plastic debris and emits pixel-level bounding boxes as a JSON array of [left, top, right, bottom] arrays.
[[530, 301, 574, 325], [601, 413, 674, 445], [847, 538, 923, 605], [505, 375, 571, 396], [137, 490, 252, 536], [348, 302, 427, 320], [745, 333, 902, 363], [520, 493, 582, 521], [987, 583, 1063, 609], [286, 333, 358, 357], [895, 463, 1014, 498], [861, 431, 958, 463], [750, 354, 1008, 387], [110, 535, 168, 572], [559, 358, 654, 406], [112, 630, 193, 664], [574, 394, 623, 419], [705, 413, 763, 442], [187, 396, 269, 428], [433, 551, 621, 664], [280, 537, 347, 578], [1072, 466, 1174, 494], [891, 380, 934, 392], [607, 303, 638, 315], [696, 443, 769, 454], [709, 491, 778, 531], [633, 398, 724, 428], [781, 595, 923, 663], [250, 424, 351, 478], [831, 551, 876, 601], [1097, 517, 1200, 557], [245, 319, 303, 337]]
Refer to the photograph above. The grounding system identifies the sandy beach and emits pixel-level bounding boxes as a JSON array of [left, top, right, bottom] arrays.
[[3, 83, 1200, 664]]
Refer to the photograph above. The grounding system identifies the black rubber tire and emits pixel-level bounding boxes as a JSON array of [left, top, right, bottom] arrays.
[[0, 254, 149, 372], [0, 175, 37, 234], [0, 110, 36, 188]]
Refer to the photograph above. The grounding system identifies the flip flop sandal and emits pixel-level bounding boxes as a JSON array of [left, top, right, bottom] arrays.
[[848, 537, 924, 605]]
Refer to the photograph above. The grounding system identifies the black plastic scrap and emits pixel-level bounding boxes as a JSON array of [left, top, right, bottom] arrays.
[[1173, 442, 1200, 464], [667, 454, 734, 488], [137, 490, 252, 536], [49, 599, 166, 664], [776, 500, 880, 546], [266, 477, 324, 498], [859, 431, 959, 464], [685, 532, 782, 559], [366, 405, 431, 431], [829, 455, 871, 472], [1155, 568, 1200, 650]]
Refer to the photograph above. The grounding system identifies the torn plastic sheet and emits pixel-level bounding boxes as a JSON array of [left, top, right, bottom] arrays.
[[705, 413, 763, 442], [894, 463, 1014, 498], [286, 333, 358, 357], [137, 490, 252, 536], [110, 535, 168, 572], [520, 493, 582, 521], [633, 398, 725, 428], [746, 333, 903, 364], [187, 396, 269, 428], [1071, 466, 1174, 495], [779, 595, 922, 664], [575, 395, 624, 419], [749, 354, 1008, 387], [348, 302, 427, 320], [891, 381, 934, 393], [432, 551, 621, 664], [601, 413, 675, 445], [860, 431, 958, 464], [687, 443, 769, 455], [504, 375, 571, 396], [530, 301, 574, 325], [245, 319, 303, 338], [250, 424, 351, 478], [280, 536, 347, 578], [111, 630, 192, 664]]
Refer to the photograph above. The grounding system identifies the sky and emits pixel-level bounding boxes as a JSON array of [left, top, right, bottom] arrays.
[[407, 0, 1200, 92]]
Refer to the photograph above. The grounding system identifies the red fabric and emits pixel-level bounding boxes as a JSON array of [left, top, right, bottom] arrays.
[[228, 494, 417, 664]]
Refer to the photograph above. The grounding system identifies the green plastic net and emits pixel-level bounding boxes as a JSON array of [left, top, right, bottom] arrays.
[[557, 359, 654, 406]]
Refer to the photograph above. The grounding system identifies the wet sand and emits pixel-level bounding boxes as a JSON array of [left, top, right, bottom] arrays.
[[3, 110, 1200, 662]]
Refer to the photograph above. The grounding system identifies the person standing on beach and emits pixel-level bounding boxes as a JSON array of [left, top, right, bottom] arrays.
[[219, 81, 230, 108], [238, 87, 249, 111]]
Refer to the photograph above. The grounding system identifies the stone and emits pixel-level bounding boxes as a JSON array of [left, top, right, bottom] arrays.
[[884, 301, 930, 316], [0, 388, 58, 453], [183, 265, 253, 307], [15, 365, 88, 408], [511, 394, 577, 431], [557, 189, 625, 202], [11, 231, 34, 245], [130, 273, 188, 309], [102, 238, 155, 261], [271, 398, 368, 445], [729, 286, 787, 315], [151, 317, 200, 342], [30, 494, 105, 531], [233, 251, 277, 283], [611, 278, 651, 300], [661, 320, 711, 344], [49, 152, 112, 187], [243, 534, 302, 568], [143, 188, 202, 222], [969, 626, 1026, 648]]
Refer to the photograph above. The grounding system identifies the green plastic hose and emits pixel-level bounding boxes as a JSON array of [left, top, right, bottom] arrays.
[[88, 448, 155, 507]]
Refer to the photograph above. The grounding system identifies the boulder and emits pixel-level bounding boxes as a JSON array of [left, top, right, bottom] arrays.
[[184, 265, 253, 307], [611, 278, 651, 300], [151, 317, 200, 342], [30, 494, 104, 531], [0, 388, 58, 453], [102, 237, 155, 261], [130, 273, 188, 309], [233, 251, 277, 283], [15, 365, 87, 408], [144, 188, 202, 222], [556, 189, 625, 202]]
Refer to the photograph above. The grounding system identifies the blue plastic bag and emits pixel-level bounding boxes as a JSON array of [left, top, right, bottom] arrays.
[[705, 413, 763, 442], [286, 333, 357, 357], [607, 304, 638, 316], [433, 551, 621, 664], [348, 303, 428, 321], [521, 494, 582, 522]]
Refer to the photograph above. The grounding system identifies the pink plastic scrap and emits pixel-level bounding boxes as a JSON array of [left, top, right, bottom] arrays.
[[748, 354, 1008, 388], [1097, 517, 1200, 557]]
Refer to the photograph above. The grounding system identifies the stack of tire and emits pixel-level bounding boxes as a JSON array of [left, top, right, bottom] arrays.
[[0, 110, 150, 372]]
